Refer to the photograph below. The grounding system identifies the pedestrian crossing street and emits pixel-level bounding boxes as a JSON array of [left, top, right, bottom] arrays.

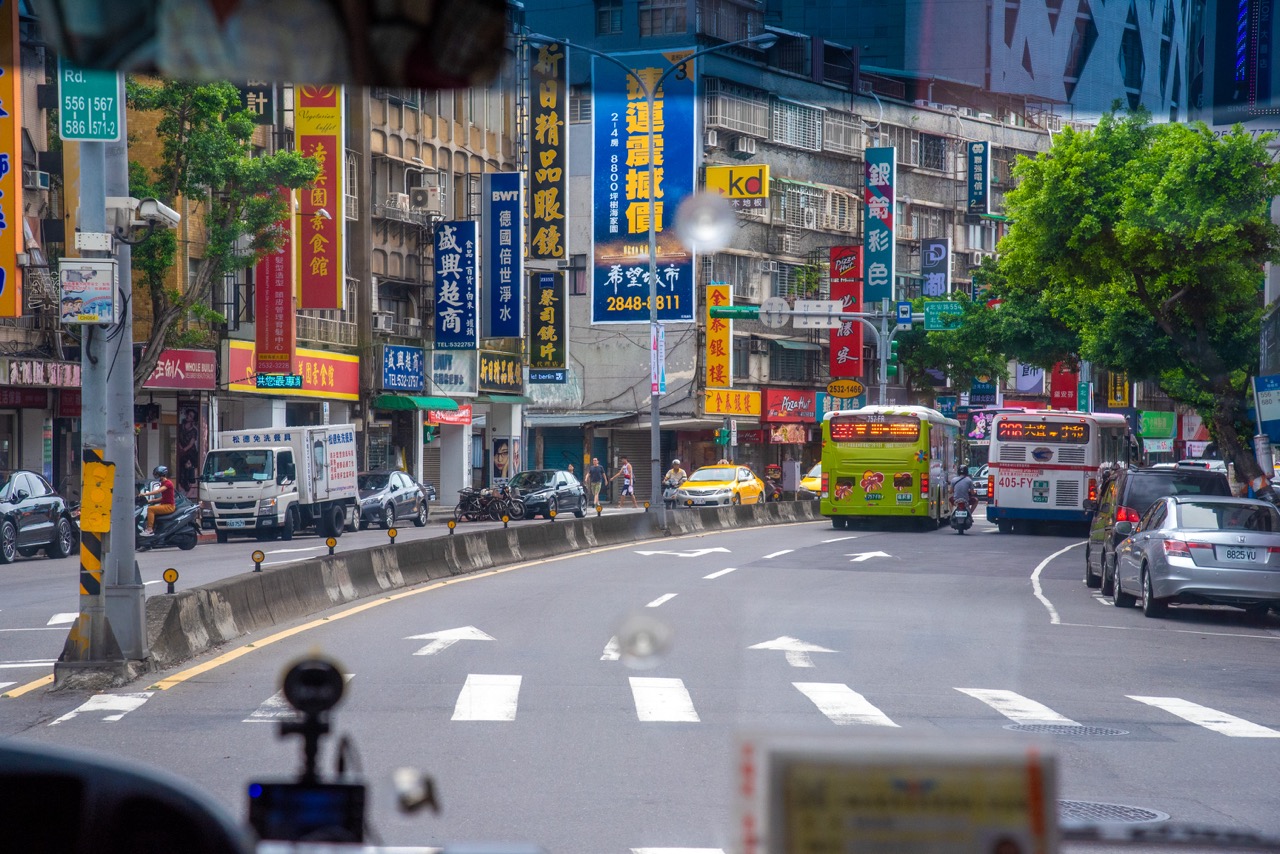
[[47, 677, 1280, 738]]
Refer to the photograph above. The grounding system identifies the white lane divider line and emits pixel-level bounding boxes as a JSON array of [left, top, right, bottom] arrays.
[[956, 688, 1079, 725], [632, 849, 725, 853], [0, 659, 57, 669], [762, 549, 793, 559], [646, 593, 678, 608], [601, 636, 620, 661], [703, 567, 737, 580], [50, 692, 153, 725], [0, 681, 15, 692], [46, 612, 78, 626], [246, 675, 354, 722], [1029, 540, 1086, 625], [793, 683, 899, 727], [1128, 696, 1280, 738], [452, 674, 522, 721], [266, 546, 326, 555], [630, 677, 700, 722], [822, 536, 859, 543]]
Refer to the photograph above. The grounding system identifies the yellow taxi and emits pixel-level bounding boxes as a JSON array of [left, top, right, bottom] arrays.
[[798, 462, 821, 500], [674, 464, 765, 506]]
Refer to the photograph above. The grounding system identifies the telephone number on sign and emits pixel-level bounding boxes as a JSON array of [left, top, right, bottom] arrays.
[[605, 295, 681, 312]]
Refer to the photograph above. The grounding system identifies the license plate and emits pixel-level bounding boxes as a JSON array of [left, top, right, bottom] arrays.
[[954, 510, 969, 519], [1221, 546, 1260, 562], [225, 519, 247, 528]]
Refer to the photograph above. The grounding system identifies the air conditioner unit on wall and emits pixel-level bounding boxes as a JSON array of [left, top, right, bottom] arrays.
[[23, 170, 49, 190], [704, 129, 719, 148], [409, 186, 444, 214], [730, 136, 756, 158], [386, 192, 410, 212], [372, 312, 394, 332], [750, 338, 770, 354], [802, 208, 818, 229], [759, 259, 779, 273], [405, 317, 422, 330]]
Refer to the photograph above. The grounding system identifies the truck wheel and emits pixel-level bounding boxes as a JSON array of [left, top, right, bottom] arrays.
[[327, 506, 346, 538], [280, 508, 296, 541], [215, 530, 228, 544]]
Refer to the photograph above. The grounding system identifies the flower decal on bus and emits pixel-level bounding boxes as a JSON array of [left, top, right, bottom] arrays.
[[833, 478, 856, 500], [893, 472, 913, 488], [860, 470, 884, 491]]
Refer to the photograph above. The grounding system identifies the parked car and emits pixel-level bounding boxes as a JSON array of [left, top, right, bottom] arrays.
[[1111, 495, 1280, 617], [357, 470, 429, 530], [507, 469, 587, 519], [798, 463, 821, 500], [0, 470, 77, 563], [972, 464, 989, 501], [1083, 466, 1232, 594], [675, 464, 765, 507]]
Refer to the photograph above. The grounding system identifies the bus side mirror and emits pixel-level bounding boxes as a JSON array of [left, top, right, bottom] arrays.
[[1083, 499, 1098, 512]]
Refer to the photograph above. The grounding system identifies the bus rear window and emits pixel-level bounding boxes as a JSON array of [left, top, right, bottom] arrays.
[[830, 415, 920, 442], [994, 420, 1090, 444]]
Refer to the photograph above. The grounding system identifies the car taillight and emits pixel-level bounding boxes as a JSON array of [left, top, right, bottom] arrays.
[[920, 474, 929, 496], [1087, 477, 1098, 503], [821, 473, 829, 495], [1117, 505, 1141, 523], [1162, 539, 1190, 556]]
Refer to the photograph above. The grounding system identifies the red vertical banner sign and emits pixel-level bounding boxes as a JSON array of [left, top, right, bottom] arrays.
[[1049, 362, 1079, 409], [828, 246, 863, 378], [254, 188, 295, 375], [296, 85, 344, 309], [0, 0, 22, 317]]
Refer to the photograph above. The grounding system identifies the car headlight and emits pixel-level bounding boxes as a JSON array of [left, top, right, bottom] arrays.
[[257, 498, 277, 515]]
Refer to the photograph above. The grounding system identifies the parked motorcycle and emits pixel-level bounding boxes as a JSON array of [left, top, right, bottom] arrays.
[[136, 487, 201, 551], [950, 497, 975, 535]]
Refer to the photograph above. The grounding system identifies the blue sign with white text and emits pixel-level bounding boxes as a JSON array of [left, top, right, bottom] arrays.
[[484, 172, 524, 338], [968, 142, 990, 214], [380, 345, 425, 391], [434, 221, 479, 349]]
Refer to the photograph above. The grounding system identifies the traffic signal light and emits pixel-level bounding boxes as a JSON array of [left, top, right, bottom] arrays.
[[423, 424, 439, 443], [713, 428, 730, 445], [886, 339, 900, 378]]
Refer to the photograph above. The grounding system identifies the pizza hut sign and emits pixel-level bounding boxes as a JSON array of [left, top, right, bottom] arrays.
[[763, 388, 817, 423]]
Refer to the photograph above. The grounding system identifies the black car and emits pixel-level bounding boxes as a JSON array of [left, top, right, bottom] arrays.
[[0, 470, 77, 563], [508, 469, 587, 519], [357, 470, 429, 530], [1084, 466, 1232, 594]]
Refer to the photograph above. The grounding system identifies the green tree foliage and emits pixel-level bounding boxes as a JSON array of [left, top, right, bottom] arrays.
[[896, 291, 1009, 396], [994, 111, 1280, 485], [127, 79, 318, 392]]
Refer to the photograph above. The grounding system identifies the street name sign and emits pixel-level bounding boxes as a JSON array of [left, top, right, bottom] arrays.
[[923, 300, 964, 331], [58, 59, 120, 141]]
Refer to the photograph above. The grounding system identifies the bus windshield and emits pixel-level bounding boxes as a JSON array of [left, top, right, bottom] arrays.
[[830, 415, 921, 443]]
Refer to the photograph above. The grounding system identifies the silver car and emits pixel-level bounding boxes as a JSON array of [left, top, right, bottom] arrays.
[[1111, 495, 1280, 617]]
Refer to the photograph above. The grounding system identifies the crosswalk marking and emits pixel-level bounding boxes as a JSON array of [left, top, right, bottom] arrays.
[[50, 692, 153, 725], [452, 674, 521, 721], [630, 677, 699, 722], [794, 682, 899, 727], [1128, 696, 1280, 738], [956, 688, 1079, 725]]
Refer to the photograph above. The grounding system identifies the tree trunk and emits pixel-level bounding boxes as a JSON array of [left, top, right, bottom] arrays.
[[1210, 396, 1275, 501]]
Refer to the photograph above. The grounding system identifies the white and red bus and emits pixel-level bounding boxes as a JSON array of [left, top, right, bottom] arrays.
[[986, 410, 1134, 533]]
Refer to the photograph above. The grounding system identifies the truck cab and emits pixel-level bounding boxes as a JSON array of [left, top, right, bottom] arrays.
[[200, 446, 298, 542]]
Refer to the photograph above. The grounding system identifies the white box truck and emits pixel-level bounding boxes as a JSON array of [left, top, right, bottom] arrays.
[[199, 425, 359, 542]]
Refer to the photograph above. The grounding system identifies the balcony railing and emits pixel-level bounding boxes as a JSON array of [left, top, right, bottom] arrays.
[[297, 314, 358, 347]]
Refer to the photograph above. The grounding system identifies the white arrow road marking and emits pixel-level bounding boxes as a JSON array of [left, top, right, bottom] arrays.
[[703, 567, 737, 579], [794, 683, 898, 727], [246, 675, 354, 722], [630, 677, 699, 722], [749, 636, 837, 668], [763, 549, 793, 559], [846, 551, 890, 562], [601, 636, 620, 661], [452, 674, 521, 721], [0, 682, 15, 693], [1129, 696, 1280, 738], [957, 688, 1078, 725], [404, 626, 495, 656], [50, 692, 153, 725], [46, 612, 78, 626], [646, 594, 678, 608], [822, 535, 859, 543], [634, 547, 732, 557]]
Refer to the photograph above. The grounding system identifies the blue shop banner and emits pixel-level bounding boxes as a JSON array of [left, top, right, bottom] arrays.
[[591, 50, 697, 324], [433, 220, 479, 349], [863, 147, 896, 304], [921, 237, 950, 297], [483, 172, 524, 339], [379, 344, 425, 391], [968, 141, 990, 214]]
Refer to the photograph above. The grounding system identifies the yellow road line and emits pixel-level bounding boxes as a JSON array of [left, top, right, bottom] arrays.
[[4, 674, 54, 697]]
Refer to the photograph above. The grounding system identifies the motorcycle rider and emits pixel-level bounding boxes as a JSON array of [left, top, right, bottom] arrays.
[[951, 463, 976, 513], [662, 459, 687, 507], [139, 465, 176, 537]]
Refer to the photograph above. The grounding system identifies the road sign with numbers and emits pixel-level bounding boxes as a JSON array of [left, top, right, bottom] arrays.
[[58, 59, 120, 141], [923, 301, 964, 331]]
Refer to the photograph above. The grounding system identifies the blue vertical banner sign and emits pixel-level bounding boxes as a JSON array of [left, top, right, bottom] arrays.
[[529, 272, 567, 383], [968, 141, 990, 215], [482, 172, 524, 339], [379, 344, 425, 391], [920, 237, 950, 297], [591, 50, 697, 324], [862, 147, 896, 304], [433, 221, 479, 349]]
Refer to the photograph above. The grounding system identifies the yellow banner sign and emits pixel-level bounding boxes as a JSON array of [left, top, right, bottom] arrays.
[[706, 284, 731, 389], [704, 388, 760, 417], [1106, 370, 1130, 408], [827, 379, 865, 398], [705, 163, 769, 211]]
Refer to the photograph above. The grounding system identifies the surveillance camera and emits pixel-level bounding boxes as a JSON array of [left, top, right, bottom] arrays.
[[137, 198, 181, 229]]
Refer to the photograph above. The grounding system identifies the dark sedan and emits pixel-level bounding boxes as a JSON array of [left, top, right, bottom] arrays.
[[357, 470, 429, 529], [508, 469, 587, 519], [0, 470, 77, 563]]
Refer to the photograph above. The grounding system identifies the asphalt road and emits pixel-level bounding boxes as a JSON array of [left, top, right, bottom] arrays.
[[3, 512, 1280, 853]]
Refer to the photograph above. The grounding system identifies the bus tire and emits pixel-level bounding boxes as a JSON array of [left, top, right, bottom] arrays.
[[830, 517, 846, 530], [997, 520, 1013, 534]]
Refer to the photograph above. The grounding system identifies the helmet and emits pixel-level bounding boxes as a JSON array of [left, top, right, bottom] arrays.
[[671, 459, 681, 466], [154, 465, 170, 478]]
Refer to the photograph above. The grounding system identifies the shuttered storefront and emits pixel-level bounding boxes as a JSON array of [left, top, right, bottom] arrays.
[[541, 428, 585, 473]]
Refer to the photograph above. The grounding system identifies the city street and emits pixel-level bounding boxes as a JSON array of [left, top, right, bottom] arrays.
[[3, 513, 1278, 852]]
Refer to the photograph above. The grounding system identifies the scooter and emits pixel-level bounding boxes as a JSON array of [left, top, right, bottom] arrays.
[[662, 479, 681, 508], [950, 497, 976, 534], [136, 489, 201, 551]]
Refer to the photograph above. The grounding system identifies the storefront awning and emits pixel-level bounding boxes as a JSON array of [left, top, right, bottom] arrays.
[[373, 394, 459, 411], [774, 339, 822, 351], [525, 412, 628, 428]]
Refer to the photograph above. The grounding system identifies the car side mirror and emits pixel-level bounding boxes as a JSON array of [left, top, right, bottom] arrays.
[[1083, 499, 1098, 512], [11, 489, 27, 503], [1114, 520, 1134, 536]]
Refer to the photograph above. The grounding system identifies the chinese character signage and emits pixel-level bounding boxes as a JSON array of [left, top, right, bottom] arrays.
[[1049, 363, 1079, 409], [1014, 363, 1045, 394], [256, 374, 303, 389], [483, 172, 524, 339], [529, 272, 567, 383], [144, 348, 217, 390], [296, 85, 345, 309], [227, 340, 358, 400], [921, 238, 950, 297], [863, 147, 895, 304], [968, 141, 990, 215], [970, 377, 998, 406], [434, 220, 479, 349], [705, 164, 769, 210], [704, 388, 761, 417], [431, 350, 478, 397], [592, 51, 697, 324], [705, 284, 732, 388], [1106, 370, 1131, 408], [4, 358, 79, 387], [529, 43, 567, 261], [254, 187, 295, 374], [428, 403, 473, 426], [829, 246, 863, 379], [59, 259, 116, 324], [238, 81, 275, 124], [0, 0, 19, 317], [479, 350, 523, 395], [763, 388, 817, 422], [379, 344, 425, 391]]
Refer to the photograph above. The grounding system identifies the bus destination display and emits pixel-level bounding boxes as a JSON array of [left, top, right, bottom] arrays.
[[995, 420, 1090, 444], [830, 416, 920, 443]]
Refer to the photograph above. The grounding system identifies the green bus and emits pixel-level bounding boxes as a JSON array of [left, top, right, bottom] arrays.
[[820, 405, 962, 529]]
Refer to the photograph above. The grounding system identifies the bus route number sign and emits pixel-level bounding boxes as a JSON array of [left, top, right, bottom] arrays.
[[1032, 479, 1049, 503]]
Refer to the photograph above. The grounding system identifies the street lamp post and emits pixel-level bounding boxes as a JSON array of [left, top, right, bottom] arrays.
[[529, 30, 777, 525]]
